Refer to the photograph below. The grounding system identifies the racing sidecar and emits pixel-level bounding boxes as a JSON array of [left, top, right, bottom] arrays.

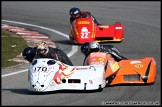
[[69, 17, 124, 44], [85, 52, 156, 85], [28, 58, 105, 92], [28, 53, 156, 92]]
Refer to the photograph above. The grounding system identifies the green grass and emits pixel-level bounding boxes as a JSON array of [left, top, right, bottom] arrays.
[[1, 30, 28, 69]]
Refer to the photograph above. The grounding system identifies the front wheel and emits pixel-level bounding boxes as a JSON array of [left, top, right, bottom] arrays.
[[69, 35, 74, 41]]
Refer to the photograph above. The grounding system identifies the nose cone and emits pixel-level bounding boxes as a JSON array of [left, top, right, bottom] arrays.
[[28, 59, 60, 92], [28, 81, 46, 92]]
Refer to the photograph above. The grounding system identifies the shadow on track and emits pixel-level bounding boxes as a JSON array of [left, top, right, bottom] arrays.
[[2, 88, 31, 95], [2, 83, 154, 95], [2, 88, 102, 95], [105, 83, 155, 88]]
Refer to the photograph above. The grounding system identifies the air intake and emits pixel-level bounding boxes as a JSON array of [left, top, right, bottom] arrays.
[[124, 74, 140, 81], [68, 79, 81, 83]]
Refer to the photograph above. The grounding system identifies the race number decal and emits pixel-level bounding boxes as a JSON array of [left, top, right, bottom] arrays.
[[135, 64, 143, 68], [81, 27, 90, 38], [33, 67, 48, 73]]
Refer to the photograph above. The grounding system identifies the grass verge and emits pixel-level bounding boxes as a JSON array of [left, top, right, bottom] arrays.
[[2, 30, 28, 69]]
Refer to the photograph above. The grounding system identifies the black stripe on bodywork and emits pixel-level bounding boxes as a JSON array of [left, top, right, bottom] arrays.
[[105, 64, 123, 86], [142, 59, 152, 83], [104, 60, 108, 72], [134, 60, 152, 83], [105, 74, 116, 86]]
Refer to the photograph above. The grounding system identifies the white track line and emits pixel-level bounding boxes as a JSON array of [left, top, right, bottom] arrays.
[[2, 69, 28, 77], [2, 20, 78, 78]]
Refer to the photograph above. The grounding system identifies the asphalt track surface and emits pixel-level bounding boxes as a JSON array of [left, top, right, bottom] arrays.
[[1, 1, 161, 106]]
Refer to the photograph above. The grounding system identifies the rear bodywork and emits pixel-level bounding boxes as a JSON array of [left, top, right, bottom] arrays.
[[69, 17, 124, 44], [85, 52, 156, 86], [95, 22, 124, 42]]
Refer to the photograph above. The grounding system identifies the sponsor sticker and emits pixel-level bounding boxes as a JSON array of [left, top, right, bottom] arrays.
[[78, 21, 90, 24], [76, 67, 88, 70], [135, 64, 143, 68], [89, 80, 93, 84], [112, 62, 120, 71], [90, 53, 106, 58], [115, 27, 122, 29], [90, 62, 104, 65], [130, 61, 142, 64], [99, 25, 109, 28]]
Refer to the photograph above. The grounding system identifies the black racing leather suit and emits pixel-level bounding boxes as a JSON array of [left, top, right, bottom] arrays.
[[70, 11, 100, 25], [83, 45, 127, 65], [34, 47, 73, 66], [100, 45, 127, 61]]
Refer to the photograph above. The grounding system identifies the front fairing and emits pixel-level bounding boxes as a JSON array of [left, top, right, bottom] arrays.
[[28, 59, 59, 92], [71, 18, 96, 44]]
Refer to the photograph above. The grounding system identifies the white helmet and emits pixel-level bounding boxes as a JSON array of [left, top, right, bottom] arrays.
[[88, 41, 100, 53], [36, 41, 49, 55]]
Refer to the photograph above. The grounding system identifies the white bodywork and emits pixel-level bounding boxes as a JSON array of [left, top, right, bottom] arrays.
[[28, 58, 106, 92]]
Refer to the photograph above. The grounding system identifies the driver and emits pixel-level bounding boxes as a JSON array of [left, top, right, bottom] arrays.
[[22, 41, 73, 66], [69, 7, 100, 25], [81, 41, 127, 65]]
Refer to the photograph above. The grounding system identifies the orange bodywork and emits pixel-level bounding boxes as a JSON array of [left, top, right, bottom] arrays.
[[86, 52, 156, 85]]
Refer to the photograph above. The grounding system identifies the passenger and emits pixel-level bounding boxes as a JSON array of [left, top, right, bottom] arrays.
[[69, 7, 100, 25], [81, 41, 127, 65], [22, 41, 73, 66]]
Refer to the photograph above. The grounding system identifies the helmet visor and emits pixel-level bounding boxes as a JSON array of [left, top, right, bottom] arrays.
[[90, 48, 99, 52], [37, 49, 46, 55], [73, 13, 80, 18]]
